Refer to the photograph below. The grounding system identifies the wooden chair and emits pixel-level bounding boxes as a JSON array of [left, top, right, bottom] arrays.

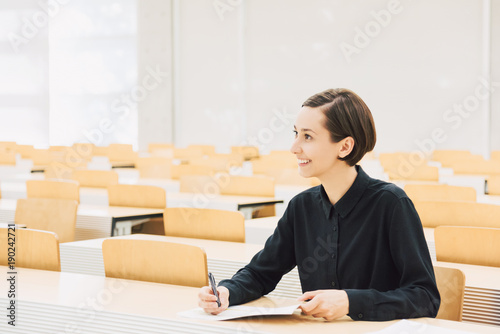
[[492, 150, 500, 161], [179, 175, 218, 194], [488, 175, 500, 195], [135, 157, 172, 178], [173, 147, 204, 160], [71, 170, 119, 188], [450, 157, 500, 175], [164, 208, 245, 242], [0, 228, 61, 271], [231, 146, 259, 160], [0, 151, 16, 165], [404, 184, 476, 202], [15, 198, 78, 243], [187, 144, 215, 156], [219, 175, 275, 197], [386, 165, 439, 181], [107, 144, 138, 165], [26, 179, 80, 203], [434, 266, 465, 321], [170, 164, 215, 180], [148, 143, 174, 153], [432, 150, 472, 168], [102, 238, 208, 287], [107, 184, 166, 209], [252, 156, 297, 174], [435, 226, 500, 267], [413, 200, 500, 228], [72, 143, 95, 160], [260, 168, 320, 187]]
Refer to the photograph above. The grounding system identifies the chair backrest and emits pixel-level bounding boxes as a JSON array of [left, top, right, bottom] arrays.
[[164, 207, 245, 242], [107, 184, 166, 209], [387, 165, 439, 181], [219, 175, 275, 197], [262, 168, 320, 187], [0, 228, 61, 271], [187, 144, 215, 156], [404, 184, 476, 202], [179, 175, 218, 194], [0, 151, 16, 165], [170, 164, 215, 180], [71, 170, 119, 188], [413, 200, 500, 228], [432, 150, 472, 167], [450, 157, 500, 175], [434, 266, 465, 321], [102, 238, 208, 287], [435, 226, 500, 267], [15, 198, 78, 243], [231, 146, 259, 160], [488, 175, 500, 195], [135, 157, 172, 178], [26, 179, 80, 203]]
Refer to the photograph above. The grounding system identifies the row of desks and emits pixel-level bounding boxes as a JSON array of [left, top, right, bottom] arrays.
[[1, 265, 498, 333], [57, 231, 499, 327]]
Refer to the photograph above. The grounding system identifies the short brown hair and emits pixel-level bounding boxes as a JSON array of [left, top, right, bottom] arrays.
[[302, 88, 376, 166]]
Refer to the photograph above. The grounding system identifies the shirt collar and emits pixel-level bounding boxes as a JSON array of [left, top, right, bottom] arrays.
[[318, 165, 371, 219]]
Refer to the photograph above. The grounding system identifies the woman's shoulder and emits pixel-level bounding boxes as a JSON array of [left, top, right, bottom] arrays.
[[366, 178, 409, 202]]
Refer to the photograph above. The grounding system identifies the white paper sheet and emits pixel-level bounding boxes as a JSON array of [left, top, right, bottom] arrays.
[[178, 304, 301, 321], [367, 319, 475, 334]]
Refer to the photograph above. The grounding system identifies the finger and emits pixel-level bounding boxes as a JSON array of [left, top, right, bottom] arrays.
[[297, 290, 320, 301], [299, 296, 320, 314]]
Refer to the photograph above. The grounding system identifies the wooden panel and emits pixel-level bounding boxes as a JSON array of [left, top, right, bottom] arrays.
[[434, 266, 465, 321], [432, 150, 473, 167], [219, 175, 275, 197], [15, 198, 78, 243], [71, 170, 119, 188], [102, 238, 208, 287], [488, 175, 500, 195], [136, 157, 173, 178], [26, 179, 80, 203], [0, 228, 60, 271], [164, 207, 245, 242], [404, 184, 476, 202], [107, 184, 166, 209], [413, 200, 500, 228], [435, 226, 500, 267]]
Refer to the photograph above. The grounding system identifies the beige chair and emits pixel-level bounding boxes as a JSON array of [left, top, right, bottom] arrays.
[[231, 146, 259, 160], [435, 226, 500, 267], [431, 150, 473, 168], [413, 200, 500, 228], [0, 151, 16, 165], [187, 144, 215, 156], [15, 198, 78, 243], [26, 179, 80, 203], [102, 238, 208, 287], [488, 175, 500, 195], [107, 144, 138, 165], [135, 157, 173, 178], [164, 208, 245, 242], [179, 175, 218, 194], [450, 157, 500, 175], [434, 266, 466, 321], [219, 175, 275, 197], [173, 147, 205, 160], [0, 228, 61, 271], [261, 168, 320, 187], [72, 143, 95, 160], [170, 164, 216, 180], [252, 156, 297, 174], [148, 142, 174, 153], [404, 184, 476, 202], [107, 184, 166, 209], [492, 151, 500, 161], [72, 170, 119, 188]]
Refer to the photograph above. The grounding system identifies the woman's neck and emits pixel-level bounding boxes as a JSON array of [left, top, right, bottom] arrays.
[[319, 164, 358, 205]]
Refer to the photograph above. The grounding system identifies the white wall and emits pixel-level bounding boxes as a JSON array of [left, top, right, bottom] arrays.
[[491, 0, 500, 151], [155, 0, 491, 155]]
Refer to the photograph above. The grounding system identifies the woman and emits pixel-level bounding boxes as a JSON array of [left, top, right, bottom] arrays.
[[198, 88, 440, 321]]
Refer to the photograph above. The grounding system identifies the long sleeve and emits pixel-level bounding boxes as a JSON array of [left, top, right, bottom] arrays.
[[218, 204, 297, 306], [344, 198, 440, 321]]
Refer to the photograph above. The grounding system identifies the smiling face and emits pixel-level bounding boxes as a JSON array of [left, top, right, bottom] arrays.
[[290, 106, 353, 180]]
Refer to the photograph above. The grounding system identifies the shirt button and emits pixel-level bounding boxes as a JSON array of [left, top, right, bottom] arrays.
[[331, 281, 336, 287], [331, 253, 336, 259], [333, 226, 337, 232], [358, 313, 364, 319]]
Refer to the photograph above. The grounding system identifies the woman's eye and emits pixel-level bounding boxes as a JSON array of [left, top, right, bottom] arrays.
[[293, 130, 298, 137], [305, 134, 311, 140]]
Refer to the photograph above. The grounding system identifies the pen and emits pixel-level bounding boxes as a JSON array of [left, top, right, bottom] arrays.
[[208, 272, 221, 307]]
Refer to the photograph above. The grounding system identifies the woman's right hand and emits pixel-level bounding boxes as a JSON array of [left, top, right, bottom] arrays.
[[198, 285, 230, 315]]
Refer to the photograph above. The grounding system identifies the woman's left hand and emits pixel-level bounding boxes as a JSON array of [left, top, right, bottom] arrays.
[[297, 289, 349, 321]]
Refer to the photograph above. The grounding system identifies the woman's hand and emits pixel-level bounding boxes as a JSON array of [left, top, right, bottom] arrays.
[[198, 285, 230, 315], [298, 289, 349, 321]]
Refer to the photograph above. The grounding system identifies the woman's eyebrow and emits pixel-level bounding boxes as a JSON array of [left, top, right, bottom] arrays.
[[294, 125, 317, 134]]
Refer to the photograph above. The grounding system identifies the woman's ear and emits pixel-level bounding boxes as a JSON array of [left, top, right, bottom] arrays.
[[339, 137, 355, 158]]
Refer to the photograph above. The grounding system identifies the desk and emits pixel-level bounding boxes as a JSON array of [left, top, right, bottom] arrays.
[[58, 233, 500, 327], [0, 267, 497, 334]]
